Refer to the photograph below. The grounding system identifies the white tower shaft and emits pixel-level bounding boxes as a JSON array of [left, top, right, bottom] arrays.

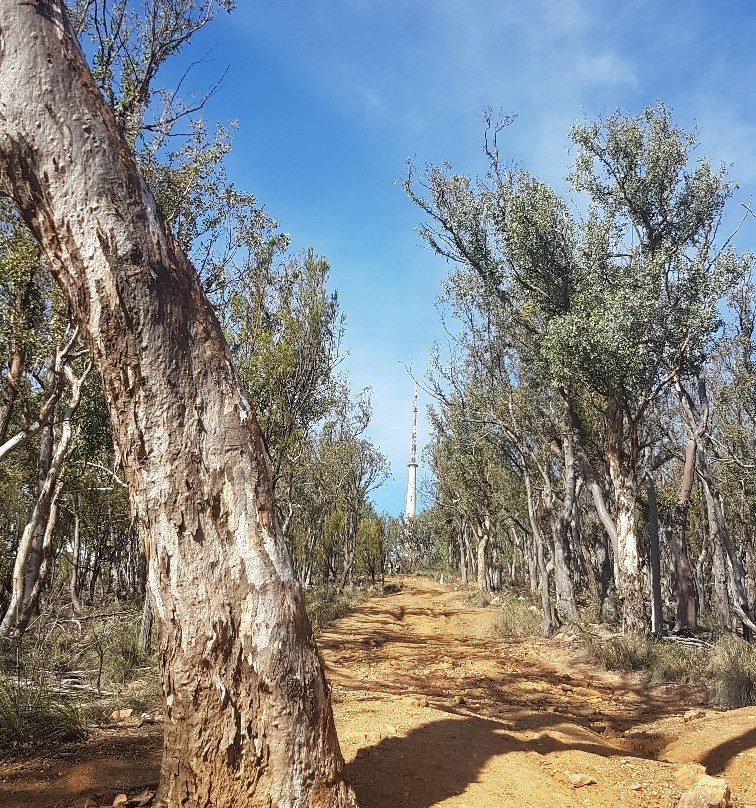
[[405, 383, 418, 520]]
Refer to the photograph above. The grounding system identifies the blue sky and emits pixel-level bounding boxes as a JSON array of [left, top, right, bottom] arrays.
[[173, 0, 756, 514]]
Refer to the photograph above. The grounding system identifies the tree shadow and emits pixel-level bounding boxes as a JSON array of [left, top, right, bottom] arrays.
[[347, 713, 626, 808], [700, 726, 756, 774]]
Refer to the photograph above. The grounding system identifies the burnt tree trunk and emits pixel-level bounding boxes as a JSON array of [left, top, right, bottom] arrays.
[[0, 4, 354, 806]]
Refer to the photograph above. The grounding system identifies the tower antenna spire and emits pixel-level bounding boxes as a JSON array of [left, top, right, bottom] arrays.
[[405, 382, 418, 520]]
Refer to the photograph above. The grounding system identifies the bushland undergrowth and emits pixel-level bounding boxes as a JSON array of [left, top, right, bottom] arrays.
[[0, 583, 378, 751]]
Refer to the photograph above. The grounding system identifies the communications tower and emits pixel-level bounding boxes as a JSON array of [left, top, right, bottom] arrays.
[[405, 383, 418, 520]]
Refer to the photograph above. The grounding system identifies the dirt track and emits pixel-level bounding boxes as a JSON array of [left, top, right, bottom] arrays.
[[3, 575, 756, 807]]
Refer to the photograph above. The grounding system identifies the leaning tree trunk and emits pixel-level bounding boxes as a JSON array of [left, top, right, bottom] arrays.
[[0, 4, 355, 807]]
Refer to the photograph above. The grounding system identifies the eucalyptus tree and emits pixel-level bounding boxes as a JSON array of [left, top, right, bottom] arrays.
[[408, 105, 740, 633], [0, 4, 355, 807], [228, 248, 345, 536], [1, 0, 257, 640], [680, 256, 756, 634]]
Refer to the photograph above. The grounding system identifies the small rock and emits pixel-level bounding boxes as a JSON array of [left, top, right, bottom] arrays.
[[567, 773, 597, 788], [675, 763, 708, 791], [628, 782, 643, 791], [453, 695, 465, 705], [113, 795, 129, 807], [677, 774, 730, 808], [602, 726, 619, 740], [684, 709, 707, 723]]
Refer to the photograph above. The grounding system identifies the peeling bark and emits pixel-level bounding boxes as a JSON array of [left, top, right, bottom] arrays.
[[0, 4, 354, 806], [605, 401, 646, 633]]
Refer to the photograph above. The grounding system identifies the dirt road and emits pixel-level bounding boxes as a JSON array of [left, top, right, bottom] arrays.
[[3, 575, 756, 807], [322, 576, 756, 808]]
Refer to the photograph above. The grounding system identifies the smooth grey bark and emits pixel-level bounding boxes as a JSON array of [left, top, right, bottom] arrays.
[[0, 4, 354, 806]]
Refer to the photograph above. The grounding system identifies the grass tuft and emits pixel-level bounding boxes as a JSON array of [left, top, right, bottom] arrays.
[[493, 591, 543, 638], [707, 635, 756, 709], [304, 585, 371, 633], [0, 675, 87, 750], [586, 630, 756, 707]]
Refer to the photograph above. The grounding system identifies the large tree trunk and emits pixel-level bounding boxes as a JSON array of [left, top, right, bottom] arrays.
[[605, 401, 646, 633], [0, 4, 355, 807], [551, 408, 579, 622], [669, 437, 698, 633]]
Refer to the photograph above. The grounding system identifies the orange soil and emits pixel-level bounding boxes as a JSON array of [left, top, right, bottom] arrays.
[[2, 575, 756, 807]]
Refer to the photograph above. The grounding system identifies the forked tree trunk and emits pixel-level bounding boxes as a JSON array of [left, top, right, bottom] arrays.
[[1, 361, 87, 638], [0, 4, 355, 806]]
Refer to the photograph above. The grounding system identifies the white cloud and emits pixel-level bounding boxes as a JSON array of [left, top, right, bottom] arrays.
[[576, 53, 637, 85]]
